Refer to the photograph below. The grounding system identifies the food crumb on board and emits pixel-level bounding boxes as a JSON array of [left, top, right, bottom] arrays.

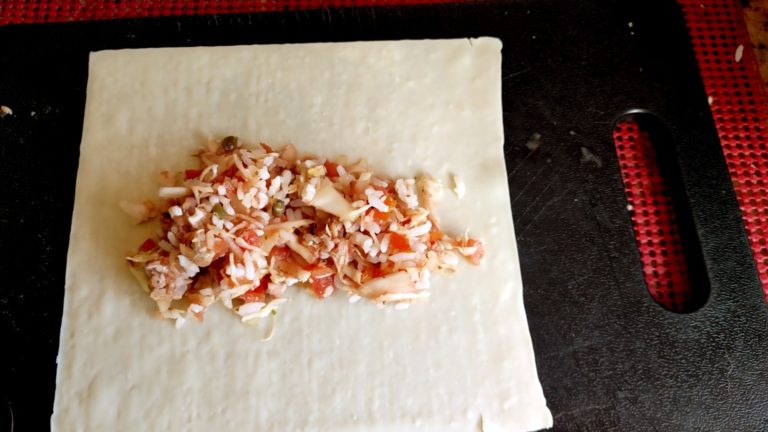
[[451, 174, 465, 199], [525, 132, 542, 151], [626, 204, 634, 211], [708, 95, 714, 105], [735, 44, 744, 63], [0, 105, 12, 117], [580, 146, 603, 168], [628, 22, 634, 28]]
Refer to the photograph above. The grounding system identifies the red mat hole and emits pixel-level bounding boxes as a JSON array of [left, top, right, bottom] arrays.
[[613, 118, 704, 312]]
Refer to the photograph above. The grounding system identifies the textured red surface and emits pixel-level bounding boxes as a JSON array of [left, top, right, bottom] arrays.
[[615, 0, 768, 310], [682, 0, 768, 299], [0, 0, 445, 24], [613, 121, 694, 312], [1, 0, 766, 308]]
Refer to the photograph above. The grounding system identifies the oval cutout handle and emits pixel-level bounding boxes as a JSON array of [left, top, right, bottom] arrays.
[[613, 112, 710, 313]]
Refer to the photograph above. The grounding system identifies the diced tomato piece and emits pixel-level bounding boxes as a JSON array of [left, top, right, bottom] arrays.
[[371, 209, 389, 225], [370, 195, 397, 225], [256, 277, 269, 293], [215, 165, 238, 183], [212, 238, 229, 259], [379, 261, 395, 275], [241, 229, 261, 246], [270, 246, 292, 261], [240, 278, 269, 303], [429, 229, 444, 243], [310, 274, 334, 298], [224, 165, 238, 177], [324, 161, 340, 178], [260, 143, 273, 153], [361, 263, 384, 283], [185, 169, 202, 180], [466, 239, 485, 265], [308, 261, 334, 278], [138, 238, 157, 252], [371, 265, 384, 278], [307, 261, 335, 298], [389, 232, 411, 253]]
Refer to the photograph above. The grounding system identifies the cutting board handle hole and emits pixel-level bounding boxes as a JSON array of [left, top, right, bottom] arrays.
[[613, 113, 710, 313]]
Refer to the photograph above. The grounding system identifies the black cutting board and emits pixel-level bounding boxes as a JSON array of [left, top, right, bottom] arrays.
[[1, 0, 767, 430]]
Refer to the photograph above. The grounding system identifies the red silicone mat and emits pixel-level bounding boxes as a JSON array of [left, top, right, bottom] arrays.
[[614, 1, 768, 310], [613, 120, 694, 312], [683, 0, 768, 299], [1, 0, 765, 309]]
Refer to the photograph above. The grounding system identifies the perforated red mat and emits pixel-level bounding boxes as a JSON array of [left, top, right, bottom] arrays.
[[613, 121, 695, 312], [615, 1, 768, 310], [1, 0, 766, 309], [683, 0, 768, 301]]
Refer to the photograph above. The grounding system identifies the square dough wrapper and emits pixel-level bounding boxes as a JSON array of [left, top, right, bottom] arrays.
[[53, 38, 553, 432]]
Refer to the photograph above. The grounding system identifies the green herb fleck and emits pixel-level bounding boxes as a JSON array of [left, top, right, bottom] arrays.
[[272, 200, 285, 216], [213, 204, 226, 219]]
